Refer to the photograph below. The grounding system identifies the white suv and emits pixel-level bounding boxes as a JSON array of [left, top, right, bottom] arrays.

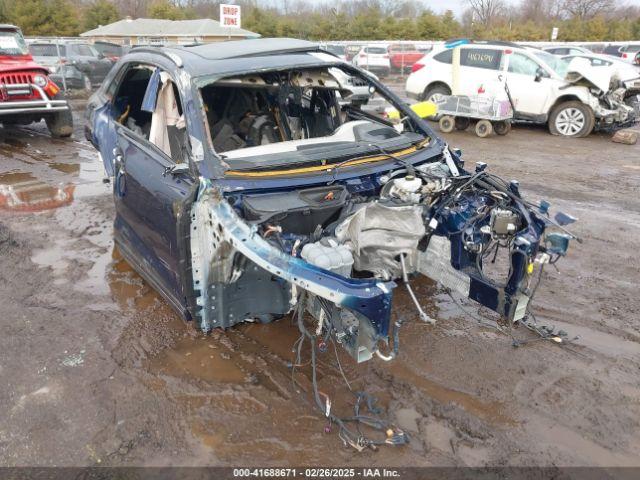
[[352, 46, 391, 76], [406, 41, 638, 137]]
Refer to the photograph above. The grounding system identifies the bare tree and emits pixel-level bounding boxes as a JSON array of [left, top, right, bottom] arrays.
[[466, 0, 505, 26], [563, 0, 615, 19], [518, 0, 563, 22]]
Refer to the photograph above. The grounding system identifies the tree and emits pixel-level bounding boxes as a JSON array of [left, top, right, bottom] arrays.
[[84, 0, 119, 31], [49, 0, 80, 35], [8, 0, 79, 35], [148, 0, 184, 20], [0, 0, 10, 23], [416, 10, 441, 39], [466, 0, 505, 26], [9, 0, 52, 34], [440, 10, 461, 39], [563, 0, 614, 20]]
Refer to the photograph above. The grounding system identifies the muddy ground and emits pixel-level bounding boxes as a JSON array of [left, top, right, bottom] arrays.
[[0, 93, 639, 469]]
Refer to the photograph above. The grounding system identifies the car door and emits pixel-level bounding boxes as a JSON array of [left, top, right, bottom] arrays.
[[88, 44, 115, 82], [110, 65, 194, 314], [504, 51, 551, 118], [456, 47, 504, 96]]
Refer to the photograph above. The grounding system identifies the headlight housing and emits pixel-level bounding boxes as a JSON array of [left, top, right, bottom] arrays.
[[33, 74, 48, 88]]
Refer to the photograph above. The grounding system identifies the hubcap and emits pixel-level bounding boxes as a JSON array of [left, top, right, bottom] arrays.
[[556, 107, 585, 136], [429, 93, 445, 104]]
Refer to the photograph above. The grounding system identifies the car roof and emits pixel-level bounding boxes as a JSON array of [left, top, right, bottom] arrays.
[[168, 38, 318, 61], [128, 38, 346, 78], [0, 24, 19, 31]]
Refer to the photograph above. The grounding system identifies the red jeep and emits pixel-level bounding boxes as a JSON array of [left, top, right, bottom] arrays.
[[0, 24, 72, 137]]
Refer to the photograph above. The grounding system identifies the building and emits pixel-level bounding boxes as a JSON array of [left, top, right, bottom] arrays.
[[80, 18, 260, 46]]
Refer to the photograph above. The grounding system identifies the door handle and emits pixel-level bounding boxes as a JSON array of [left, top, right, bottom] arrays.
[[113, 146, 124, 171], [113, 146, 126, 197]]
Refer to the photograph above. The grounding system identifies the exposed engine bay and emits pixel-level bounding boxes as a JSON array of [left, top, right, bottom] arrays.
[[565, 57, 640, 129], [189, 65, 577, 367]]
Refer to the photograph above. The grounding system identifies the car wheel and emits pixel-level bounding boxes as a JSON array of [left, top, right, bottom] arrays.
[[424, 85, 451, 120], [454, 117, 470, 130], [83, 75, 92, 91], [475, 120, 493, 138], [493, 121, 511, 135], [424, 84, 451, 104], [439, 115, 455, 133], [45, 94, 73, 138], [549, 101, 594, 138]]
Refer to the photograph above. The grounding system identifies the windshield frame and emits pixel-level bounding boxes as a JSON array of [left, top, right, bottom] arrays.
[[0, 29, 29, 57], [193, 60, 437, 178]]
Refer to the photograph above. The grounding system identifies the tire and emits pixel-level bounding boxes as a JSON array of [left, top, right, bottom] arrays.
[[423, 84, 451, 120], [45, 94, 73, 138], [423, 84, 451, 104], [475, 119, 493, 138], [455, 117, 470, 130], [493, 121, 511, 135], [439, 115, 455, 133], [548, 101, 594, 138]]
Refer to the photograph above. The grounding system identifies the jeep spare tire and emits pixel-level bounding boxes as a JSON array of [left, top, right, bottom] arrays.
[[46, 94, 73, 138], [549, 101, 594, 138]]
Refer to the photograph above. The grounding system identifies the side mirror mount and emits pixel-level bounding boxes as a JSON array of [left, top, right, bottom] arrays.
[[534, 67, 545, 82], [163, 163, 190, 177]]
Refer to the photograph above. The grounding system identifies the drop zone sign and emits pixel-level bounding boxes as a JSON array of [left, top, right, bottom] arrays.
[[220, 4, 241, 28]]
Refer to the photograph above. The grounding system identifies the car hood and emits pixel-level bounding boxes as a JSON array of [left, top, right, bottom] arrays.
[[0, 55, 48, 74], [564, 57, 630, 92]]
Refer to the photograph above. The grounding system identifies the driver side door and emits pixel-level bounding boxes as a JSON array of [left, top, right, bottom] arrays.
[[111, 63, 194, 316]]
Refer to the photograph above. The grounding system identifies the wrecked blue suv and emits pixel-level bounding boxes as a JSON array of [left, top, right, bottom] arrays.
[[85, 38, 574, 363]]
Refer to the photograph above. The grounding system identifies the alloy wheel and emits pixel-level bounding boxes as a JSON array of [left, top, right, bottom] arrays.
[[555, 107, 585, 136]]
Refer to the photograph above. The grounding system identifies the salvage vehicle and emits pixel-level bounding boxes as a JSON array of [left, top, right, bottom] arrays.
[[560, 53, 640, 109], [29, 42, 92, 91], [406, 40, 638, 137], [543, 45, 592, 56], [388, 43, 423, 72], [29, 40, 113, 90], [618, 44, 640, 65], [85, 38, 575, 367], [352, 45, 391, 76], [93, 41, 130, 62], [0, 25, 72, 137]]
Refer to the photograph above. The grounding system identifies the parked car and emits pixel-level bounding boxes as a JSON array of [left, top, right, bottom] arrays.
[[619, 44, 640, 65], [352, 45, 390, 75], [29, 42, 92, 91], [405, 40, 638, 137], [321, 44, 347, 61], [30, 40, 113, 90], [93, 41, 129, 62], [344, 44, 362, 62], [388, 43, 423, 72], [603, 43, 624, 57], [85, 38, 574, 368], [543, 45, 592, 56], [0, 25, 72, 137]]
